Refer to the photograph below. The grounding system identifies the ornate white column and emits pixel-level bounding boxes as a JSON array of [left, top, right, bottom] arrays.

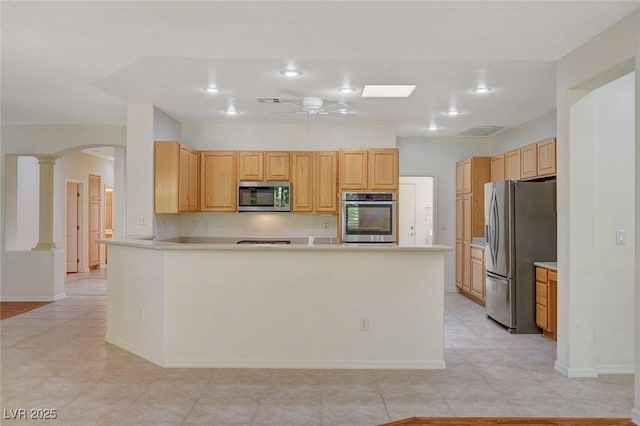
[[33, 155, 58, 250]]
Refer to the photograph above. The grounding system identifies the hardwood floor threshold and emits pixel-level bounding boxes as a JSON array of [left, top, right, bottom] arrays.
[[0, 302, 51, 320], [382, 418, 635, 426]]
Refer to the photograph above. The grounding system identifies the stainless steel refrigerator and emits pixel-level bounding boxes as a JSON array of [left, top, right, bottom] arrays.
[[484, 180, 557, 333]]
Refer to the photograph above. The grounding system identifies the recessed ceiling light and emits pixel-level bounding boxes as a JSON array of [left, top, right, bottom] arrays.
[[224, 107, 238, 115], [361, 85, 416, 98], [427, 123, 439, 131], [280, 68, 302, 78], [204, 86, 221, 93], [445, 108, 461, 116], [472, 86, 492, 94], [339, 87, 357, 94]]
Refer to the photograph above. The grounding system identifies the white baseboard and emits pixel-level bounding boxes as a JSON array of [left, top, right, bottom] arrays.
[[630, 407, 640, 425], [53, 292, 66, 301], [162, 359, 447, 370], [104, 334, 164, 366], [105, 333, 447, 370], [596, 364, 634, 374], [0, 295, 55, 302], [554, 361, 599, 378]]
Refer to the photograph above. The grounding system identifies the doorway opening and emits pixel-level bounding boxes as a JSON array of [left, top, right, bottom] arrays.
[[399, 176, 436, 246]]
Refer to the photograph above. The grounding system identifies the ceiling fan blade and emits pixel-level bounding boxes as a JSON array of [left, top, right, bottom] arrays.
[[322, 102, 350, 111]]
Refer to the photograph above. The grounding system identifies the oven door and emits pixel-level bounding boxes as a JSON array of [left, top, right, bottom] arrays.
[[342, 201, 397, 243]]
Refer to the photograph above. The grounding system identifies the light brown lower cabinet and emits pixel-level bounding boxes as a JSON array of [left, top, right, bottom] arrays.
[[535, 266, 557, 340], [469, 247, 485, 300]]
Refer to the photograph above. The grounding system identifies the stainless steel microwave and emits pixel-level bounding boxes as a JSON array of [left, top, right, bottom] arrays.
[[237, 181, 291, 212]]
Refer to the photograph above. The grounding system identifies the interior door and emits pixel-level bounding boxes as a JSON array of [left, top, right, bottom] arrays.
[[66, 182, 79, 273], [88, 174, 101, 269], [399, 182, 416, 246]]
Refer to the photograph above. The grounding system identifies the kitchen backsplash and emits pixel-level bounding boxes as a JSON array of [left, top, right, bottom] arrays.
[[154, 213, 338, 241]]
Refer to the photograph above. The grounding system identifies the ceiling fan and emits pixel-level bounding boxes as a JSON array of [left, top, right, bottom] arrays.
[[257, 96, 353, 116]]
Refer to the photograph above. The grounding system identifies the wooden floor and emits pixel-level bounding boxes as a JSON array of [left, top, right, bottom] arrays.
[[0, 302, 51, 320], [383, 418, 635, 426]]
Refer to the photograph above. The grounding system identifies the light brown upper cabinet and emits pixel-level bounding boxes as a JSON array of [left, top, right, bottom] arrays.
[[455, 157, 489, 196], [291, 152, 314, 213], [369, 149, 398, 190], [291, 151, 338, 214], [339, 148, 398, 191], [520, 143, 538, 180], [462, 159, 472, 194], [537, 138, 557, 177], [155, 141, 199, 213], [201, 151, 237, 212], [339, 149, 368, 190], [504, 149, 521, 180], [238, 151, 290, 181], [265, 152, 290, 181], [314, 151, 338, 213], [188, 148, 199, 212], [455, 162, 464, 194], [490, 154, 505, 182], [521, 138, 556, 180], [237, 152, 264, 181]]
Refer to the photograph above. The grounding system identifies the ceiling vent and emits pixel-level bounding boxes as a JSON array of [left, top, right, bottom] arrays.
[[257, 97, 281, 104], [457, 126, 504, 137]]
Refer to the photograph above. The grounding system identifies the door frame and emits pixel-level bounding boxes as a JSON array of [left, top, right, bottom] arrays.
[[65, 179, 86, 272], [399, 173, 438, 245]]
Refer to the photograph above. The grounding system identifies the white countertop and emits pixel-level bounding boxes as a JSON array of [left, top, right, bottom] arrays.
[[99, 237, 451, 252], [534, 261, 557, 271]]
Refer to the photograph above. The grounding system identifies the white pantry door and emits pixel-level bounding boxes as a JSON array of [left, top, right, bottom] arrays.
[[399, 176, 435, 246]]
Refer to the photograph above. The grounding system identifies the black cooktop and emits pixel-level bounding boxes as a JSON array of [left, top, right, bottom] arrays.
[[236, 240, 291, 245]]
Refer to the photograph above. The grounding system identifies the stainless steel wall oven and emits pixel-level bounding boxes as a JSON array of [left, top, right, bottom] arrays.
[[341, 192, 397, 243]]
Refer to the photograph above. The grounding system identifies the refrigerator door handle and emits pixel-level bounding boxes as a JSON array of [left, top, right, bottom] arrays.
[[489, 189, 499, 266]]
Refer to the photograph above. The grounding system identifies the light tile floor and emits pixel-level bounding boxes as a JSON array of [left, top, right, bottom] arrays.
[[0, 269, 634, 425]]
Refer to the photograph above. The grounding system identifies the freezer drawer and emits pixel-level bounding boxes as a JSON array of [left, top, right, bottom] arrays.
[[485, 273, 515, 330]]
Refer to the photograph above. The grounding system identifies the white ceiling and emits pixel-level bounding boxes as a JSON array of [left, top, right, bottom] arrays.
[[2, 1, 639, 138]]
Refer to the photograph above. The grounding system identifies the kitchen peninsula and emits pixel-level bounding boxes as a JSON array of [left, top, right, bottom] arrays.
[[103, 238, 449, 370]]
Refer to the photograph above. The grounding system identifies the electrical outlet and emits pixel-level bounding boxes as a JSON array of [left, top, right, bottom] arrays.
[[323, 223, 329, 231], [203, 222, 209, 229], [138, 215, 146, 225], [616, 230, 626, 245], [359, 317, 369, 331]]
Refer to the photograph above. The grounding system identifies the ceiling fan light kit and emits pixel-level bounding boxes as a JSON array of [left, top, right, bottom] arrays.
[[280, 68, 303, 78]]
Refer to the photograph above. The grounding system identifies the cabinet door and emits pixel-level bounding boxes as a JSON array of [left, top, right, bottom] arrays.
[[265, 152, 290, 181], [178, 144, 190, 212], [537, 138, 556, 176], [455, 162, 464, 194], [291, 152, 314, 212], [188, 149, 199, 212], [339, 149, 368, 190], [455, 241, 463, 289], [491, 154, 505, 182], [237, 152, 264, 181], [369, 149, 398, 190], [154, 141, 180, 213], [470, 256, 485, 300], [201, 151, 237, 212], [462, 243, 471, 292], [521, 143, 538, 179], [463, 194, 471, 242], [315, 151, 338, 213], [455, 195, 463, 241], [88, 174, 101, 269], [462, 159, 472, 193], [504, 149, 521, 180]]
